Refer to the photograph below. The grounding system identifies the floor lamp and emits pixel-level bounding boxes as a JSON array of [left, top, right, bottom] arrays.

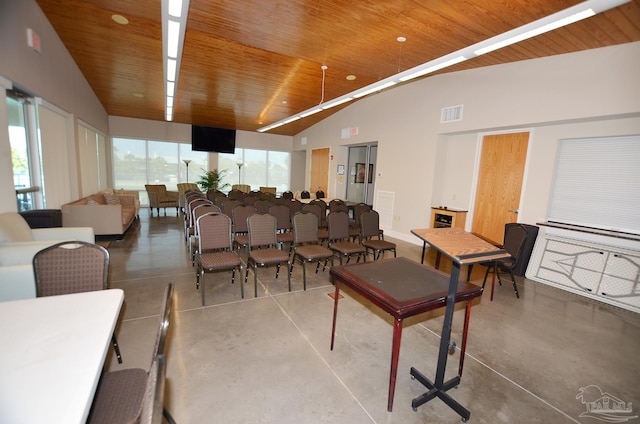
[[237, 162, 243, 184], [183, 159, 192, 182]]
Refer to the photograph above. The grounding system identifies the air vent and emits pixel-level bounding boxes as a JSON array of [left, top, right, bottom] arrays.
[[441, 105, 463, 123]]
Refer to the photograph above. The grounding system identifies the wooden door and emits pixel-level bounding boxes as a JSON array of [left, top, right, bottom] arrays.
[[471, 132, 529, 245], [310, 148, 329, 195]]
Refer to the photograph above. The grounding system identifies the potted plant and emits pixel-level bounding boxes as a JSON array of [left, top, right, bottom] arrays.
[[196, 168, 231, 192]]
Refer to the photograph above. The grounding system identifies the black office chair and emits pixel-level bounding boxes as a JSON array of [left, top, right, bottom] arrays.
[[481, 223, 529, 300]]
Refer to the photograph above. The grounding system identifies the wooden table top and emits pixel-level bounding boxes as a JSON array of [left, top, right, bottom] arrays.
[[411, 227, 509, 266], [330, 257, 483, 318]]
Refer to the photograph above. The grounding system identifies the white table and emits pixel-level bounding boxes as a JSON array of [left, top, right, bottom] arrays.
[[0, 289, 124, 423]]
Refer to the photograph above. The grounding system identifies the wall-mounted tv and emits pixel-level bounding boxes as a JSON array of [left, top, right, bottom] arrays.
[[191, 125, 236, 153]]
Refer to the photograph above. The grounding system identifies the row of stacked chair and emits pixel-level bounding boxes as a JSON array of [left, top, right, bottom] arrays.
[[182, 190, 396, 306]]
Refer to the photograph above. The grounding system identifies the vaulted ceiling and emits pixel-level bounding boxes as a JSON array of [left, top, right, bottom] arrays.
[[36, 0, 640, 136]]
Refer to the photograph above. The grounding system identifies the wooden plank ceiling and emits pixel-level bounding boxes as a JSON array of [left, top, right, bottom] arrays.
[[36, 0, 640, 136]]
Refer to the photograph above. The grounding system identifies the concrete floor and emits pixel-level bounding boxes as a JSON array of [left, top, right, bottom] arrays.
[[104, 212, 640, 423]]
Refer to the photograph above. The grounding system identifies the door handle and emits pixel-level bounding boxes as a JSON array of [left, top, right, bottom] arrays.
[[508, 209, 519, 214]]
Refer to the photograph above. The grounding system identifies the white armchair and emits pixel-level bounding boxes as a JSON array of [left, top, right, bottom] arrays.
[[0, 212, 95, 301]]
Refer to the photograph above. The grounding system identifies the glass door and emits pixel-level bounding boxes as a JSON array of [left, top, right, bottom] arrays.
[[346, 143, 377, 204], [6, 91, 41, 211]]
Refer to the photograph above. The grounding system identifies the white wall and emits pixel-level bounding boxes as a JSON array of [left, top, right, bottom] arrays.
[[1, 0, 638, 230], [0, 0, 107, 131], [294, 42, 640, 244], [0, 0, 108, 213]]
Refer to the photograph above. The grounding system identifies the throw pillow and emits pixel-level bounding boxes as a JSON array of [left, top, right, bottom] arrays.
[[104, 193, 121, 205]]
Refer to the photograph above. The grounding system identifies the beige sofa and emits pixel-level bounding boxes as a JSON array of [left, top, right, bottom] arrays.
[[61, 190, 140, 236], [0, 212, 95, 301]]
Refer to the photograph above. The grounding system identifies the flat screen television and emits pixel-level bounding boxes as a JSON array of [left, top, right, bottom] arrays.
[[191, 125, 236, 153]]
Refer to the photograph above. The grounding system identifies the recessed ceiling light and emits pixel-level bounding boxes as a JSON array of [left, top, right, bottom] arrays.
[[132, 93, 144, 98], [397, 36, 406, 43], [112, 14, 129, 25], [282, 100, 287, 104], [346, 75, 356, 81]]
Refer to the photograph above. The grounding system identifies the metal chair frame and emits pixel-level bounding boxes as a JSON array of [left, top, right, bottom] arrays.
[[32, 240, 123, 364]]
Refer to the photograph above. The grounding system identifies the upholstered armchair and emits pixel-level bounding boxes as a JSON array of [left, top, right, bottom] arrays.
[[177, 183, 201, 210], [145, 184, 179, 216], [231, 184, 251, 193], [259, 186, 277, 195], [0, 212, 94, 301]]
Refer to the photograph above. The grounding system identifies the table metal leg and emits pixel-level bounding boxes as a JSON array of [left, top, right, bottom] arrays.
[[421, 241, 426, 264], [490, 262, 497, 301], [411, 264, 471, 421]]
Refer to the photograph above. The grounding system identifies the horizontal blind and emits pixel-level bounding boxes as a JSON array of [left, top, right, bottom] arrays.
[[547, 135, 640, 235]]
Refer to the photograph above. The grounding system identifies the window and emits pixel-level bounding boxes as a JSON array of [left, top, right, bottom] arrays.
[[78, 121, 108, 196], [7, 95, 36, 211], [219, 148, 290, 193], [112, 138, 208, 204], [7, 90, 76, 210], [7, 97, 30, 188], [547, 135, 640, 235]]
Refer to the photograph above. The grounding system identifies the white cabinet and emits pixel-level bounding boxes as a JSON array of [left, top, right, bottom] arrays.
[[527, 231, 640, 313]]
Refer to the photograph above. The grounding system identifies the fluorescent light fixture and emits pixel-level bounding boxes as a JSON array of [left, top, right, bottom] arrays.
[[162, 0, 190, 122], [320, 97, 354, 110], [167, 20, 180, 58], [167, 58, 177, 81], [474, 9, 596, 56], [257, 0, 628, 132], [353, 81, 397, 98], [399, 56, 467, 82], [168, 0, 183, 18], [282, 115, 302, 124], [300, 108, 322, 118]]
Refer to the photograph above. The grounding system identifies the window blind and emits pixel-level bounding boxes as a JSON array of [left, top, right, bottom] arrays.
[[36, 100, 72, 208], [547, 135, 640, 235]]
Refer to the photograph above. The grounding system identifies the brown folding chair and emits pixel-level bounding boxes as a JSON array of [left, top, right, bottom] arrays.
[[184, 198, 212, 244], [309, 199, 327, 227], [327, 211, 366, 265], [245, 213, 291, 297], [189, 203, 221, 263], [231, 204, 256, 255], [360, 210, 396, 260], [302, 203, 328, 245], [269, 204, 294, 251], [196, 213, 244, 302], [290, 211, 333, 290], [88, 283, 176, 424], [287, 199, 303, 215], [32, 241, 122, 364], [254, 199, 274, 214], [222, 199, 243, 217]]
